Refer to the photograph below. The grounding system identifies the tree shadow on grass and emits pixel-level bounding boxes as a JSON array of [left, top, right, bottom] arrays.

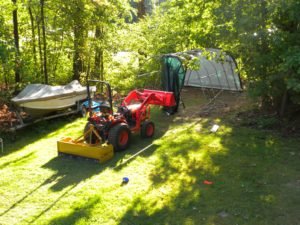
[[37, 111, 173, 225], [41, 121, 171, 192], [0, 151, 35, 169], [1, 109, 174, 225], [0, 156, 100, 220], [41, 156, 104, 191], [40, 109, 173, 192], [0, 116, 77, 157], [39, 141, 162, 225], [47, 195, 101, 225], [118, 119, 300, 225]]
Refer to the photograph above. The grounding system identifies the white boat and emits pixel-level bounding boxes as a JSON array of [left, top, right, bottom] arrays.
[[12, 80, 94, 118]]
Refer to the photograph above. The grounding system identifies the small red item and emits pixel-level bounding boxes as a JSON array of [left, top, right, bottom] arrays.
[[203, 180, 213, 185]]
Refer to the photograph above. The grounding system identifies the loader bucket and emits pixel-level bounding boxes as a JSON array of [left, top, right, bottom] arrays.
[[57, 137, 114, 163]]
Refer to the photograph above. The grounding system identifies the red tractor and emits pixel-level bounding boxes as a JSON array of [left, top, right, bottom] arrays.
[[84, 80, 176, 151]]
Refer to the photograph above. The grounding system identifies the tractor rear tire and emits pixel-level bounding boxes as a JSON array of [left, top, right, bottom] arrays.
[[141, 121, 155, 138], [84, 122, 99, 144], [108, 123, 131, 151]]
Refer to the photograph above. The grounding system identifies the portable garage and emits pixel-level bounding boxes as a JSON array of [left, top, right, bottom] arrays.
[[183, 49, 242, 91], [160, 48, 242, 113]]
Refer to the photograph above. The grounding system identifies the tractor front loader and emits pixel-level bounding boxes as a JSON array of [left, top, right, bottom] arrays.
[[57, 80, 176, 163]]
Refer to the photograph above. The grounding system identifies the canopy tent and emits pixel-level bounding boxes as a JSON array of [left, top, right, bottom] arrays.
[[160, 49, 242, 114], [183, 49, 242, 91]]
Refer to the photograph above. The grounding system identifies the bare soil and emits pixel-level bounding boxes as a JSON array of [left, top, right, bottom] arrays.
[[178, 87, 250, 118], [178, 87, 300, 136]]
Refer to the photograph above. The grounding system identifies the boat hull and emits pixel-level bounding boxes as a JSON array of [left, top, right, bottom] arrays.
[[11, 80, 95, 118], [18, 92, 87, 118]]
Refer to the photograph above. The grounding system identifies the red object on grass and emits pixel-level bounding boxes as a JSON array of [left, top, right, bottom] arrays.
[[203, 180, 213, 185]]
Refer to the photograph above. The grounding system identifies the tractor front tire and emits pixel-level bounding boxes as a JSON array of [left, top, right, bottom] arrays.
[[141, 121, 155, 138], [108, 123, 131, 151]]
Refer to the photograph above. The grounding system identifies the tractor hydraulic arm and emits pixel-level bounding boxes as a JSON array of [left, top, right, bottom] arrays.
[[121, 89, 176, 108]]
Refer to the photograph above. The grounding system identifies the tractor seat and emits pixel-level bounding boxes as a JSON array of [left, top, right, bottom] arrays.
[[126, 103, 142, 113]]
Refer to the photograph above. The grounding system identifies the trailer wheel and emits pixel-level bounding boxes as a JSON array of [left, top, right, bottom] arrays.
[[141, 121, 155, 138], [84, 122, 99, 144], [108, 123, 131, 151]]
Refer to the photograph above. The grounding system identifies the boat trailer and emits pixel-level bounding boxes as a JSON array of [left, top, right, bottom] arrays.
[[9, 101, 83, 132]]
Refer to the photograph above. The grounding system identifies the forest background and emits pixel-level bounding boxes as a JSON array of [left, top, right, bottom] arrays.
[[0, 0, 299, 116]]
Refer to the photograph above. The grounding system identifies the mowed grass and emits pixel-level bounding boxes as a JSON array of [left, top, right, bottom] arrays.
[[0, 102, 300, 225]]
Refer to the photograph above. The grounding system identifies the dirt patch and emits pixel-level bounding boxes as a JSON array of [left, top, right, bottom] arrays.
[[236, 108, 300, 137], [178, 87, 250, 119], [177, 87, 300, 136]]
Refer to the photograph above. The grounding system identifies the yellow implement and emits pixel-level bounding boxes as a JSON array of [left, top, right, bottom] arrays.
[[57, 124, 114, 163]]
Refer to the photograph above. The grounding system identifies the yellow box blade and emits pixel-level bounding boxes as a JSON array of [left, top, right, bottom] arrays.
[[57, 137, 114, 163]]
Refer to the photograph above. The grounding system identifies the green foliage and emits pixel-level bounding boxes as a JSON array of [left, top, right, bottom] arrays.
[[0, 89, 13, 106], [214, 0, 300, 110], [158, 0, 300, 113], [0, 9, 14, 85], [0, 0, 299, 114], [0, 0, 134, 86]]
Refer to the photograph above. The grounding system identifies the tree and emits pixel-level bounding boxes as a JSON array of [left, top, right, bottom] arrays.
[[27, 0, 38, 78], [72, 0, 87, 81], [93, 26, 104, 81], [40, 0, 48, 84], [12, 0, 21, 83], [137, 0, 146, 19], [0, 25, 13, 88], [89, 0, 132, 83], [148, 0, 300, 115]]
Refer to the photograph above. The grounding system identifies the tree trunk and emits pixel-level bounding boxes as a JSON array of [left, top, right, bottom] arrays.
[[53, 31, 64, 78], [1, 63, 9, 89], [40, 0, 48, 84], [37, 15, 44, 79], [12, 0, 21, 83], [73, 26, 82, 81], [72, 23, 85, 81], [100, 50, 104, 81], [137, 0, 146, 19], [279, 89, 288, 117], [93, 26, 104, 81], [28, 4, 38, 77]]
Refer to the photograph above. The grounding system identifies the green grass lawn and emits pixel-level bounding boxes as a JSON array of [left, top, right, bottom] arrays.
[[0, 101, 299, 225]]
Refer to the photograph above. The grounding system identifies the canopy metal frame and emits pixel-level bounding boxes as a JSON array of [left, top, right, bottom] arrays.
[[183, 49, 242, 92]]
